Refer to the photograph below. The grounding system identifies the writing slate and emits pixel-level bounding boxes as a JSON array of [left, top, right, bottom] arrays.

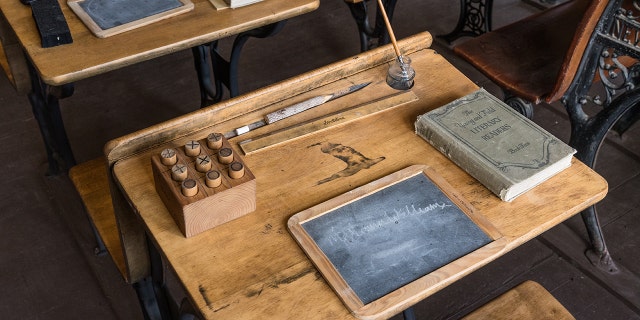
[[288, 165, 505, 319], [78, 0, 182, 29], [68, 0, 194, 38], [302, 172, 490, 304]]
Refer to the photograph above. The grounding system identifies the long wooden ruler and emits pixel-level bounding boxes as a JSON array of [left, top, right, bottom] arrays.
[[239, 91, 419, 154]]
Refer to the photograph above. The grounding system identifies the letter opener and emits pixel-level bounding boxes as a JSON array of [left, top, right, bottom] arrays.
[[224, 82, 371, 138]]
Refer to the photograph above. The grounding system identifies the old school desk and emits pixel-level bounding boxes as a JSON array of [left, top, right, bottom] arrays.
[[106, 33, 607, 318], [0, 0, 319, 174]]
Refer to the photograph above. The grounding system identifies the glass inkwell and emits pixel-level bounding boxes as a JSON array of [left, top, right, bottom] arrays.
[[386, 55, 415, 90], [375, 0, 416, 90]]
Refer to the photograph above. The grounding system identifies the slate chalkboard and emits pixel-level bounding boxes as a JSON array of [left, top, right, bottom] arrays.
[[68, 0, 194, 38], [288, 165, 505, 319], [79, 0, 182, 29], [302, 172, 490, 304]]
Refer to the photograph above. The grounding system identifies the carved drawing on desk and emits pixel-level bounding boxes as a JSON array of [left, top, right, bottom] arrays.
[[309, 142, 385, 185]]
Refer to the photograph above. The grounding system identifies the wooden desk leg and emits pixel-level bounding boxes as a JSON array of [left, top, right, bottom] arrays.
[[345, 0, 398, 52], [192, 21, 287, 107], [26, 57, 76, 175], [439, 0, 494, 43]]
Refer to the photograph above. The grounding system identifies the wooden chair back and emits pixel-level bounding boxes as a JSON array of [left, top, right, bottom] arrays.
[[546, 0, 611, 103], [453, 0, 611, 105]]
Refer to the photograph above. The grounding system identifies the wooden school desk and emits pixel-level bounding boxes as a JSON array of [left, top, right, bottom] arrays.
[[0, 0, 319, 174], [106, 32, 607, 319]]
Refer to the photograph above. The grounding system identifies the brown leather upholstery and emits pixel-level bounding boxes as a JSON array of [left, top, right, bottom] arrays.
[[453, 0, 602, 105]]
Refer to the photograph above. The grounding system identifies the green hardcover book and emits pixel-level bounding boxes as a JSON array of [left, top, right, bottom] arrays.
[[415, 89, 576, 202]]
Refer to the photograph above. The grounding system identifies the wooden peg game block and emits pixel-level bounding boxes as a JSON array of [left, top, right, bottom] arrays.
[[151, 133, 256, 237]]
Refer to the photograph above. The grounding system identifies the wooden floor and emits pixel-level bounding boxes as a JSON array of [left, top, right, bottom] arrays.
[[1, 0, 638, 319]]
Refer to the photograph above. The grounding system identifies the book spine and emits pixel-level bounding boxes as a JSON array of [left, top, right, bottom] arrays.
[[415, 115, 509, 200]]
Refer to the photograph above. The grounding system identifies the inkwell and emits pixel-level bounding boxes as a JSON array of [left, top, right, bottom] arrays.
[[377, 0, 415, 90]]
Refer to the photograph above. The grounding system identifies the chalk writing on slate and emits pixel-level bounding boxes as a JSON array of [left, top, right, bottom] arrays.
[[302, 173, 491, 304], [78, 0, 183, 30]]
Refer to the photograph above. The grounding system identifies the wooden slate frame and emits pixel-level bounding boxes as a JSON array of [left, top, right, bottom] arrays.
[[288, 165, 508, 319], [68, 0, 194, 38]]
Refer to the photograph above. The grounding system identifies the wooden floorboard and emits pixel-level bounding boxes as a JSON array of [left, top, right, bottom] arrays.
[[540, 223, 640, 313]]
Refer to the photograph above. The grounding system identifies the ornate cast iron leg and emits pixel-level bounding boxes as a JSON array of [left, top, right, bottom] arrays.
[[440, 0, 493, 43], [89, 217, 108, 256], [26, 56, 112, 257], [558, 1, 640, 270], [192, 21, 287, 107], [345, 0, 398, 52], [178, 298, 199, 320], [612, 104, 640, 135], [565, 89, 640, 273], [26, 58, 76, 175], [192, 44, 220, 107], [504, 92, 534, 119], [133, 235, 172, 320], [346, 1, 372, 52], [402, 307, 416, 320]]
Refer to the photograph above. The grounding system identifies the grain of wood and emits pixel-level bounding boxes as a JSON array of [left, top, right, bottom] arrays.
[[0, 0, 320, 85], [462, 281, 575, 320], [110, 33, 607, 318]]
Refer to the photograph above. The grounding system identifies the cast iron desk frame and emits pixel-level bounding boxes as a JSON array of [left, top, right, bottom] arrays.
[[0, 0, 318, 175], [107, 33, 608, 319], [450, 0, 640, 272], [345, 0, 493, 52], [548, 0, 640, 270]]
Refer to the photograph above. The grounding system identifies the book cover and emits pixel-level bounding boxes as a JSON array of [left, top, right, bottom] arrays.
[[415, 88, 576, 202], [210, 0, 262, 9]]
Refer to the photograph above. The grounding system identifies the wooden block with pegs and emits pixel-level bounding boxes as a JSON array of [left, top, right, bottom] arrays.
[[151, 132, 256, 237]]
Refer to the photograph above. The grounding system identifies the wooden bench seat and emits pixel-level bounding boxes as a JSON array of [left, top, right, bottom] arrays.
[[463, 281, 575, 320], [69, 158, 127, 279]]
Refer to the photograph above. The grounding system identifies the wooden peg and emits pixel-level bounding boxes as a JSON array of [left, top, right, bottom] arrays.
[[151, 133, 256, 238], [160, 148, 177, 166], [207, 132, 224, 149], [229, 162, 245, 179], [195, 154, 212, 172], [218, 147, 234, 164], [181, 178, 198, 197], [185, 140, 201, 157], [171, 163, 188, 181], [205, 170, 222, 188]]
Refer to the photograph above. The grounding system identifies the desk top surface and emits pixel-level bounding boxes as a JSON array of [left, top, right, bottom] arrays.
[[0, 0, 318, 85], [110, 33, 607, 319]]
